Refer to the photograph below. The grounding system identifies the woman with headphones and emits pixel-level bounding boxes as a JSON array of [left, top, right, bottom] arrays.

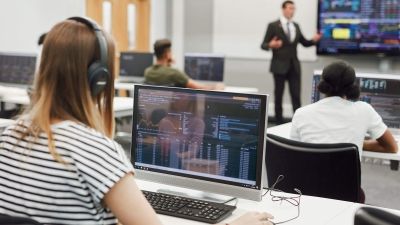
[[0, 18, 273, 225]]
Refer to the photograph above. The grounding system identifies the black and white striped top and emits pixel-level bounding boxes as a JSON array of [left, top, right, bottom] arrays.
[[0, 120, 134, 224]]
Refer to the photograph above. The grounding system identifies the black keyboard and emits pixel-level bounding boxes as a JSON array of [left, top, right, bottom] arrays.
[[142, 190, 236, 224]]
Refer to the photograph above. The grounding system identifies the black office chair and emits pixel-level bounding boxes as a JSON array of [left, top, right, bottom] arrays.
[[354, 207, 400, 225], [265, 133, 361, 202], [0, 214, 42, 225]]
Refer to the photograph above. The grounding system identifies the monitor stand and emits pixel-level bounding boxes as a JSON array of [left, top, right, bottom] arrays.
[[157, 188, 236, 204]]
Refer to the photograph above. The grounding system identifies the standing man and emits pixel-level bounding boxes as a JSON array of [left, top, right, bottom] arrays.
[[261, 0, 321, 124]]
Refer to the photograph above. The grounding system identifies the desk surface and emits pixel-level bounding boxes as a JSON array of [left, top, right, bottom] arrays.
[[0, 86, 28, 97], [0, 118, 15, 128], [0, 94, 133, 118], [135, 179, 399, 225], [113, 97, 133, 118], [267, 122, 400, 161], [114, 82, 259, 94]]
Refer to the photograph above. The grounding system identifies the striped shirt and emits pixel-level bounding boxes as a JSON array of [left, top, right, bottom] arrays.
[[0, 120, 134, 225]]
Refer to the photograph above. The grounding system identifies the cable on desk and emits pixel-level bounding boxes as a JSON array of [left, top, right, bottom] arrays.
[[262, 175, 302, 224], [263, 174, 284, 197]]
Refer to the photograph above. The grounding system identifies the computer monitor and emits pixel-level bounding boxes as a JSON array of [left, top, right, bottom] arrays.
[[119, 52, 153, 82], [184, 53, 225, 82], [131, 85, 268, 201], [317, 0, 400, 55], [311, 71, 400, 136], [0, 52, 37, 87]]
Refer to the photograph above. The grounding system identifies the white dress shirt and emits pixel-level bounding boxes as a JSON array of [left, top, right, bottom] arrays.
[[290, 96, 387, 157], [280, 16, 296, 42]]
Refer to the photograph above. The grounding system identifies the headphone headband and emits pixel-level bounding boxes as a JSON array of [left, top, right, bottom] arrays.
[[68, 17, 108, 70], [67, 16, 110, 96]]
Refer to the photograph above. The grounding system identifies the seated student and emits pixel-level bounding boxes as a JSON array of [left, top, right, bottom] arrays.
[[144, 39, 223, 90], [290, 61, 398, 156], [0, 17, 273, 225]]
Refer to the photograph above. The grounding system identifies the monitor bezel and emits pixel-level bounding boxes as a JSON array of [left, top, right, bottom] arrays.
[[131, 85, 268, 201], [119, 51, 154, 78], [183, 53, 225, 82]]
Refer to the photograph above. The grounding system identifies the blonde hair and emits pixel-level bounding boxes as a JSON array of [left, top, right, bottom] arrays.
[[21, 19, 116, 162]]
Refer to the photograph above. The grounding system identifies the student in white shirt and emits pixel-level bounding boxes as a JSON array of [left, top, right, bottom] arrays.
[[290, 61, 398, 157], [0, 17, 274, 225]]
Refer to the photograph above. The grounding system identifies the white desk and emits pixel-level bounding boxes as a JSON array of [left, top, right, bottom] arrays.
[[114, 81, 259, 94], [0, 95, 29, 105], [223, 86, 258, 94], [0, 94, 133, 119], [325, 203, 400, 225], [0, 118, 14, 128], [0, 86, 28, 97], [115, 82, 136, 91], [136, 179, 399, 225], [113, 97, 133, 118], [267, 122, 400, 170]]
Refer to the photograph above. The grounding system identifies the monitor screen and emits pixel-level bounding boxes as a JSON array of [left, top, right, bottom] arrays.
[[119, 52, 153, 77], [311, 72, 400, 130], [317, 0, 400, 55], [131, 85, 267, 201], [184, 53, 224, 82], [0, 52, 37, 85]]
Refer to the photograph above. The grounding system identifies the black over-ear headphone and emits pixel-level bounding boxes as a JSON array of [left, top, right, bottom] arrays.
[[68, 16, 110, 96]]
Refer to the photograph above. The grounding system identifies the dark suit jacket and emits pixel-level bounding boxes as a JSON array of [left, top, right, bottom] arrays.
[[261, 19, 315, 74]]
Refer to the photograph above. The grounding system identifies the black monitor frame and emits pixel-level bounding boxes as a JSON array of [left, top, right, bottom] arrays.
[[0, 51, 37, 86], [130, 85, 268, 201], [184, 53, 225, 82], [119, 51, 154, 78]]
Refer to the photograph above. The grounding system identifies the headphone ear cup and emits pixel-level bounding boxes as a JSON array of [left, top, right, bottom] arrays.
[[88, 61, 110, 96]]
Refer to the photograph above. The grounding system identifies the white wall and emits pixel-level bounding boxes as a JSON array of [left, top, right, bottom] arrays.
[[0, 0, 85, 53], [170, 0, 185, 69], [184, 0, 213, 53], [150, 0, 167, 50], [213, 0, 318, 61]]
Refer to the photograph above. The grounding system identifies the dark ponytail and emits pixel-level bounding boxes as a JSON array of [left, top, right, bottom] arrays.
[[317, 61, 360, 100]]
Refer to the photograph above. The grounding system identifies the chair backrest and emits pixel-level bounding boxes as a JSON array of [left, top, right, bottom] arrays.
[[0, 214, 42, 225], [265, 133, 361, 202], [354, 207, 400, 225]]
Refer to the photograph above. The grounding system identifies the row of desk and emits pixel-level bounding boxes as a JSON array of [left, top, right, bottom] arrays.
[[114, 81, 260, 93], [0, 82, 259, 119], [1, 83, 399, 169]]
